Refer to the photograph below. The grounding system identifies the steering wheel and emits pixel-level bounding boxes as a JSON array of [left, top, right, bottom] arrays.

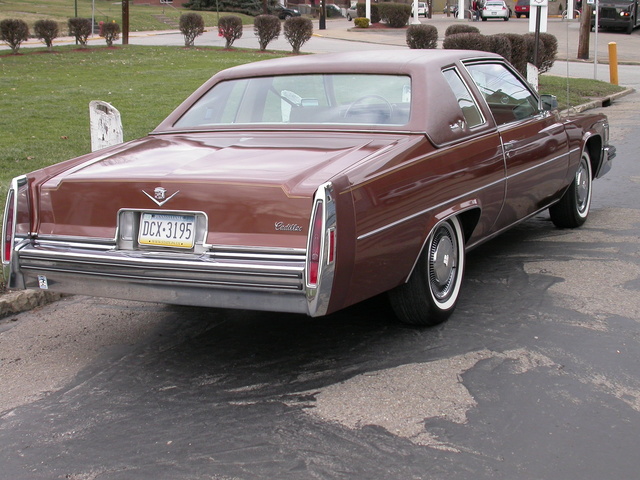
[[344, 94, 393, 119]]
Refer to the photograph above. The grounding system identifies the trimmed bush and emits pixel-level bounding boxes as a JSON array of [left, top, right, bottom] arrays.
[[218, 15, 243, 49], [354, 17, 370, 28], [501, 33, 528, 76], [406, 24, 438, 49], [68, 17, 92, 47], [378, 2, 411, 28], [34, 19, 59, 50], [356, 3, 381, 23], [444, 24, 480, 36], [442, 32, 490, 52], [524, 32, 557, 73], [284, 16, 313, 54], [253, 14, 280, 51], [103, 21, 120, 47], [179, 12, 205, 47], [487, 34, 512, 64], [0, 18, 30, 54]]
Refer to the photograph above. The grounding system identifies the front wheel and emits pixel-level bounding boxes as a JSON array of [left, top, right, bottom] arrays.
[[549, 150, 593, 228], [389, 217, 465, 326]]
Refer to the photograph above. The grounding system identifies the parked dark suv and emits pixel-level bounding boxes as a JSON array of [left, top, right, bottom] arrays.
[[592, 0, 640, 34], [514, 0, 530, 18]]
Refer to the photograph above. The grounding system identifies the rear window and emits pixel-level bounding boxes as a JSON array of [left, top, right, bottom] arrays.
[[174, 74, 412, 128]]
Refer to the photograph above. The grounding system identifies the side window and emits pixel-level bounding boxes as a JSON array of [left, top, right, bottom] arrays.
[[465, 63, 539, 126], [442, 68, 484, 129]]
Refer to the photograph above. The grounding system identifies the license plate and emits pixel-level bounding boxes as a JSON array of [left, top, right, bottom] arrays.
[[138, 213, 196, 248]]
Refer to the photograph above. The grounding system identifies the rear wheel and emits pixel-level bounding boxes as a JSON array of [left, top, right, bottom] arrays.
[[549, 150, 593, 228], [389, 217, 465, 326]]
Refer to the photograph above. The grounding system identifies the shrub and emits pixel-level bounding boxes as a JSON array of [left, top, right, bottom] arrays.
[[283, 16, 313, 54], [501, 33, 528, 76], [354, 17, 370, 28], [34, 19, 59, 50], [102, 21, 120, 47], [179, 12, 205, 47], [442, 32, 489, 52], [356, 3, 381, 23], [487, 34, 512, 64], [0, 19, 30, 54], [378, 2, 411, 28], [68, 17, 92, 47], [218, 15, 243, 49], [444, 24, 480, 36], [253, 14, 280, 51], [406, 24, 438, 49], [524, 32, 557, 73]]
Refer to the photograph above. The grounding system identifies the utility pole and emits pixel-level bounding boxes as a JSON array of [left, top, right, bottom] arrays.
[[122, 0, 129, 45], [577, 3, 592, 59]]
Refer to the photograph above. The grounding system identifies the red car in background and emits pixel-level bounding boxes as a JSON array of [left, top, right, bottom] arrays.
[[515, 0, 530, 17]]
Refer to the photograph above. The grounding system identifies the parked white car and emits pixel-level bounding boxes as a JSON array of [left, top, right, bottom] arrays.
[[414, 2, 429, 17], [481, 0, 510, 20]]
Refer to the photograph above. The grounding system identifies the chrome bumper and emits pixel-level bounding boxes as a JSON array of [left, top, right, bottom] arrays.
[[596, 144, 616, 179], [12, 240, 313, 315]]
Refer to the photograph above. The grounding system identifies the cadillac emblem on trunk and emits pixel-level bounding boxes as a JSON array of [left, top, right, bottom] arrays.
[[142, 187, 180, 207]]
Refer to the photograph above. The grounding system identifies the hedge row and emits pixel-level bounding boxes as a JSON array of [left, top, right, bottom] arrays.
[[0, 17, 120, 52], [405, 23, 557, 76], [443, 32, 558, 75]]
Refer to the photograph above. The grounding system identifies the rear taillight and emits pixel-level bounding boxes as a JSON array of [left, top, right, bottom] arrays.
[[2, 189, 15, 264], [305, 182, 337, 316], [306, 183, 337, 289], [308, 201, 324, 286]]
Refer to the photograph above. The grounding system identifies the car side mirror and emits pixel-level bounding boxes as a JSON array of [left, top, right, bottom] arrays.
[[540, 94, 558, 111]]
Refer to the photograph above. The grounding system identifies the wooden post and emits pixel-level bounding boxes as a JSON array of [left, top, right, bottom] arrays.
[[577, 4, 592, 59]]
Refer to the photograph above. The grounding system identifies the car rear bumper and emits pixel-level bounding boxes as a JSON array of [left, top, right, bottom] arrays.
[[10, 239, 315, 315]]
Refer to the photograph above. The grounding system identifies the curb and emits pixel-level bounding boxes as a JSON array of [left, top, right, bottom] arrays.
[[0, 289, 64, 319], [566, 86, 636, 113]]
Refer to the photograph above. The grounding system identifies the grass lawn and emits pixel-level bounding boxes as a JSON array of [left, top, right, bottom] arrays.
[[0, 0, 255, 32]]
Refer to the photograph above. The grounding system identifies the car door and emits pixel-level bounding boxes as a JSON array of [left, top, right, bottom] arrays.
[[465, 62, 569, 229]]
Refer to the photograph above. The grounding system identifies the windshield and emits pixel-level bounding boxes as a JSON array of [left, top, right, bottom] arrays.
[[174, 74, 412, 128]]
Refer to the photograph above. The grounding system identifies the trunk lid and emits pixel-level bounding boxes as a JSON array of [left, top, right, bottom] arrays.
[[36, 131, 415, 247]]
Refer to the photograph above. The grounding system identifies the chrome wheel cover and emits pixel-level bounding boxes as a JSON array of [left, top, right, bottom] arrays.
[[428, 222, 458, 302], [575, 155, 592, 216]]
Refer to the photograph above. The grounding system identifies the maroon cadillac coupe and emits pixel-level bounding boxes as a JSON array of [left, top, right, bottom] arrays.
[[2, 50, 615, 326]]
